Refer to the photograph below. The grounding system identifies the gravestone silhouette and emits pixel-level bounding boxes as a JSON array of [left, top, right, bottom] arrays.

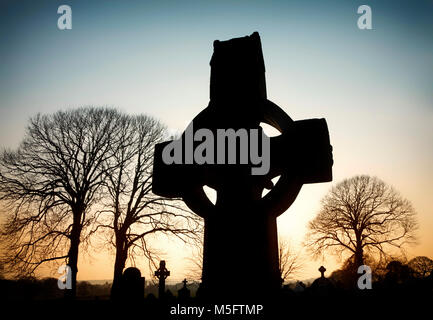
[[310, 265, 335, 296], [154, 260, 170, 299], [178, 279, 191, 301], [153, 32, 333, 300], [319, 266, 327, 278], [120, 267, 144, 301]]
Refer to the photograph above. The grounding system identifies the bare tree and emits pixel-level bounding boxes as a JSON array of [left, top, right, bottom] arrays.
[[408, 256, 433, 278], [278, 237, 304, 284], [184, 238, 204, 282], [93, 114, 202, 299], [0, 107, 124, 298], [306, 175, 418, 270]]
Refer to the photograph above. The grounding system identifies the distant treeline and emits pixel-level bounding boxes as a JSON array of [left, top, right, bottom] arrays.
[[0, 278, 202, 301]]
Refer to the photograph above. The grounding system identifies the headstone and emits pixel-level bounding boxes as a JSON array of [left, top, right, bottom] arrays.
[[178, 279, 191, 301], [310, 265, 335, 296], [154, 260, 170, 299], [294, 281, 306, 293], [152, 32, 333, 300], [120, 267, 145, 300], [319, 266, 326, 278]]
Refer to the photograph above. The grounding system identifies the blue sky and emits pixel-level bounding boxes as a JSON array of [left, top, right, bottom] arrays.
[[0, 0, 432, 280]]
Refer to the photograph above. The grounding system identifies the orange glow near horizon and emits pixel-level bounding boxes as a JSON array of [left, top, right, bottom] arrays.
[[1, 0, 432, 284]]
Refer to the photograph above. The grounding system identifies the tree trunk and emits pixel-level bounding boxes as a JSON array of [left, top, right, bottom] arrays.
[[353, 245, 365, 288], [65, 215, 82, 300], [354, 247, 364, 269], [110, 234, 128, 300]]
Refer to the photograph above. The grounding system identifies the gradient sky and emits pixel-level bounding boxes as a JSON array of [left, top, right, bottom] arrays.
[[0, 0, 432, 282]]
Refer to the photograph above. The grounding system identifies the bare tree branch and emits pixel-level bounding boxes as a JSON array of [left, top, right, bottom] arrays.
[[305, 175, 418, 269], [93, 114, 203, 299], [0, 107, 125, 298], [278, 236, 304, 284]]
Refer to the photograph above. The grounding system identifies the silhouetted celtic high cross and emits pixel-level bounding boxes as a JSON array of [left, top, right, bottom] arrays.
[[155, 260, 170, 298], [153, 32, 333, 299], [319, 266, 327, 278]]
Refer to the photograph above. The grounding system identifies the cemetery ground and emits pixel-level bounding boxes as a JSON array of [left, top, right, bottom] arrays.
[[0, 272, 431, 319]]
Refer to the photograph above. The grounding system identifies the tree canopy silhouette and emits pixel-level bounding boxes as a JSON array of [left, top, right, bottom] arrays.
[[0, 107, 126, 298], [0, 107, 202, 300], [93, 114, 201, 299], [306, 175, 418, 270], [278, 237, 304, 284], [408, 256, 433, 278]]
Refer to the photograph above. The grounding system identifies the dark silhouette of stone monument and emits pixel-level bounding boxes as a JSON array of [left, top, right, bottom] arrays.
[[119, 267, 144, 301], [310, 265, 335, 296], [319, 265, 326, 278], [154, 260, 170, 299], [178, 279, 191, 301], [153, 32, 333, 300]]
